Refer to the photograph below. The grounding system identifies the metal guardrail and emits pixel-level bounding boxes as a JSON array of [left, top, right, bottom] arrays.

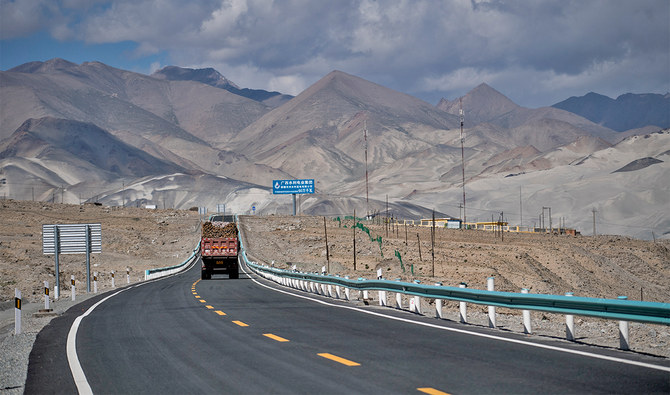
[[145, 242, 201, 280], [240, 249, 670, 326]]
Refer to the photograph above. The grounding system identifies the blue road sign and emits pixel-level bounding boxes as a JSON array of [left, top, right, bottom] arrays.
[[273, 179, 315, 194]]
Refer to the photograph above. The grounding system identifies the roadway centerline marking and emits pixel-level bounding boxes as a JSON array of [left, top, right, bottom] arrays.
[[232, 320, 249, 327], [215, 310, 226, 316], [199, 299, 206, 303], [417, 388, 450, 395], [317, 353, 360, 366], [263, 333, 290, 342], [195, 295, 201, 298], [205, 305, 214, 309]]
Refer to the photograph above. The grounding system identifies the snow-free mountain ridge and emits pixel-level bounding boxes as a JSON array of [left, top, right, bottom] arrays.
[[1, 59, 667, 239]]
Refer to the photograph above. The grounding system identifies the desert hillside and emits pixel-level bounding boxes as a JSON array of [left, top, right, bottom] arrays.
[[239, 215, 670, 303]]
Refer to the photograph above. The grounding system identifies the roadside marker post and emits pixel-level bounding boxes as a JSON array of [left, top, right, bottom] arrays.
[[71, 275, 76, 301], [111, 271, 115, 288], [618, 296, 630, 350], [565, 292, 575, 341], [522, 288, 532, 334], [93, 272, 98, 293], [126, 267, 130, 284], [487, 277, 496, 328], [15, 289, 21, 335], [44, 281, 50, 311], [344, 276, 351, 301], [435, 282, 443, 319], [459, 283, 468, 323]]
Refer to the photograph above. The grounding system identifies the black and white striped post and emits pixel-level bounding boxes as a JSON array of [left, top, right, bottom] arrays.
[[15, 289, 21, 335], [618, 296, 630, 350], [71, 275, 76, 301], [435, 282, 443, 319], [111, 271, 115, 288], [522, 288, 532, 334], [487, 277, 496, 328], [565, 292, 575, 341], [127, 267, 130, 284], [44, 281, 50, 310], [93, 272, 98, 293]]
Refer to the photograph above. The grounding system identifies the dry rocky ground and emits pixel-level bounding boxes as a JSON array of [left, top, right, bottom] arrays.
[[239, 215, 670, 358], [0, 200, 200, 306]]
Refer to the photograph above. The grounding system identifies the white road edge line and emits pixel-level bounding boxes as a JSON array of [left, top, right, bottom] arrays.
[[67, 257, 199, 394], [240, 263, 670, 373]]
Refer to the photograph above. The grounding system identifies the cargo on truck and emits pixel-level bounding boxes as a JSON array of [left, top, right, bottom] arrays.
[[200, 214, 239, 279]]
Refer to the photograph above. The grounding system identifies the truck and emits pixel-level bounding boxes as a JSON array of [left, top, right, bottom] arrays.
[[200, 214, 239, 279]]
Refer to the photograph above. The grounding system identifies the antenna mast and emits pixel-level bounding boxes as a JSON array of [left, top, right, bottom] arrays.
[[364, 120, 370, 218], [459, 98, 466, 227]]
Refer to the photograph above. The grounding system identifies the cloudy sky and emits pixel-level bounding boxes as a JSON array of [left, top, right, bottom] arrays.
[[1, 0, 668, 107]]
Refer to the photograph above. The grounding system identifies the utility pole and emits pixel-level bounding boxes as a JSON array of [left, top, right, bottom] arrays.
[[519, 186, 522, 228], [459, 98, 467, 227], [364, 120, 370, 219], [592, 208, 597, 236]]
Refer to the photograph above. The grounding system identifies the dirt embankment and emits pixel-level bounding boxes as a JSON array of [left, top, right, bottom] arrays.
[[0, 200, 200, 305], [239, 215, 670, 302]]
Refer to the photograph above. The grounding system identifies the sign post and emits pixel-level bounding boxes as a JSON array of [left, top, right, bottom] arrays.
[[273, 179, 315, 216], [43, 224, 102, 295]]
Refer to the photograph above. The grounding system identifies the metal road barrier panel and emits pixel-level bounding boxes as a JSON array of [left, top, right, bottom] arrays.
[[145, 242, 201, 280], [239, 241, 670, 326]]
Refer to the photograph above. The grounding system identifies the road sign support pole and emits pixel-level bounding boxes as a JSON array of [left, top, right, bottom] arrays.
[[85, 224, 91, 293], [54, 227, 60, 300], [292, 194, 297, 216]]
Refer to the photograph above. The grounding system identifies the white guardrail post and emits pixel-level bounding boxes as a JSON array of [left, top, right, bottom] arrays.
[[522, 288, 532, 334], [345, 277, 350, 300], [435, 282, 443, 319], [618, 296, 630, 350], [565, 292, 575, 341], [459, 282, 468, 323], [487, 277, 496, 328], [395, 279, 402, 309]]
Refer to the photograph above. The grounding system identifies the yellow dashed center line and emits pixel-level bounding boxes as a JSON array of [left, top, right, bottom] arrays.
[[232, 320, 249, 327], [199, 300, 206, 303], [417, 388, 450, 395], [317, 353, 360, 366], [215, 310, 226, 316], [195, 295, 201, 298], [205, 305, 214, 309], [263, 333, 290, 342]]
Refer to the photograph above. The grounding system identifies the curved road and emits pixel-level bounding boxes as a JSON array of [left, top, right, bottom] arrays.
[[26, 259, 669, 394]]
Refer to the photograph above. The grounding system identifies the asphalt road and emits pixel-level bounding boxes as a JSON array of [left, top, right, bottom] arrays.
[[26, 259, 669, 394]]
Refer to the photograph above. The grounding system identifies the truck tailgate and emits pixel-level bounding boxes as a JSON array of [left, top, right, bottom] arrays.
[[201, 238, 238, 256]]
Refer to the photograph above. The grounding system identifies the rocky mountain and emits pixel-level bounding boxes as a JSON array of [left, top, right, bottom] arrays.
[[552, 92, 670, 132], [1, 59, 668, 238], [151, 66, 293, 107]]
